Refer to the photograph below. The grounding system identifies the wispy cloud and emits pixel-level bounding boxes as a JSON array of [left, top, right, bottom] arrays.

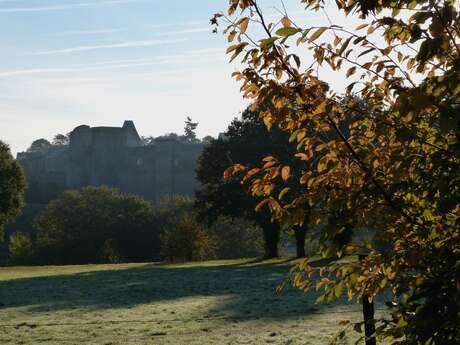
[[0, 0, 142, 13], [32, 38, 185, 55], [0, 48, 225, 78], [53, 28, 125, 36], [156, 27, 211, 36], [37, 68, 201, 84]]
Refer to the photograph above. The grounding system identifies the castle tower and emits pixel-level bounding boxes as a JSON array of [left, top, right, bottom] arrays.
[[122, 120, 143, 147]]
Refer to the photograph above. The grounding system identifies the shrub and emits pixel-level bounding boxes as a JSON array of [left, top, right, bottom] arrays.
[[8, 232, 34, 265], [160, 214, 215, 262], [208, 217, 264, 259]]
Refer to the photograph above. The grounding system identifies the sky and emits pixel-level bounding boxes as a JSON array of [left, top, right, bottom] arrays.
[[0, 0, 353, 155]]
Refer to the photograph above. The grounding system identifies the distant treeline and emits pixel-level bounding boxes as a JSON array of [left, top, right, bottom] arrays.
[[6, 187, 264, 265]]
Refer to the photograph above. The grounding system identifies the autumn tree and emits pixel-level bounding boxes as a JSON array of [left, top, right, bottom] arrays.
[[214, 0, 460, 343], [0, 141, 26, 240]]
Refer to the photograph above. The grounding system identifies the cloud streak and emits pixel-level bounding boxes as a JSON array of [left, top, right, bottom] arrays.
[[32, 38, 185, 55], [0, 0, 143, 13], [156, 27, 211, 36], [53, 28, 125, 36], [0, 48, 225, 78]]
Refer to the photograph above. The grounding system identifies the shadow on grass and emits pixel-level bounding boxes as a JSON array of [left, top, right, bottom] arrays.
[[0, 259, 350, 320]]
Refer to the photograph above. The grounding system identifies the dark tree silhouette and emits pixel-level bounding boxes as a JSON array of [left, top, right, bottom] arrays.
[[184, 117, 199, 143], [0, 140, 26, 240], [27, 138, 51, 153], [195, 107, 306, 257], [52, 134, 69, 146]]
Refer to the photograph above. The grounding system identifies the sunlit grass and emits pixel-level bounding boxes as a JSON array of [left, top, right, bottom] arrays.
[[0, 258, 371, 345]]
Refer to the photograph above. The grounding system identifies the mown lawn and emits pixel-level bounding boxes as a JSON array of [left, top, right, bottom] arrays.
[[0, 258, 375, 345]]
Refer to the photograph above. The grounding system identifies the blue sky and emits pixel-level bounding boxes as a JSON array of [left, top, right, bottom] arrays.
[[0, 0, 352, 155]]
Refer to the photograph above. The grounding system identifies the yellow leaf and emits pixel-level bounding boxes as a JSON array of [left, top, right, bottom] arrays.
[[295, 153, 309, 161], [263, 161, 277, 169], [281, 166, 290, 181], [317, 157, 328, 173], [263, 115, 273, 130], [278, 187, 290, 200], [300, 172, 311, 184], [223, 163, 246, 180], [372, 159, 379, 170], [297, 130, 306, 142]]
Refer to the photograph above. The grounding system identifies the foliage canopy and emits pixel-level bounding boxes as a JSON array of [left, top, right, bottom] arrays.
[[33, 186, 159, 264], [0, 140, 26, 240], [27, 138, 51, 153], [214, 0, 460, 343]]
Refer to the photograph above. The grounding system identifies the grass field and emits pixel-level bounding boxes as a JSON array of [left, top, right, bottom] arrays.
[[0, 258, 375, 345]]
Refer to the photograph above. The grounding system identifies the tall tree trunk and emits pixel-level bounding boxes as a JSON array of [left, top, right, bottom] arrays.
[[262, 221, 280, 258], [359, 254, 376, 345], [293, 225, 307, 258]]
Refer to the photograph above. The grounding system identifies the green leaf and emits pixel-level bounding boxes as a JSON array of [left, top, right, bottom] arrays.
[[259, 37, 278, 49], [334, 281, 343, 298], [315, 294, 325, 304], [275, 27, 300, 37], [309, 27, 327, 42]]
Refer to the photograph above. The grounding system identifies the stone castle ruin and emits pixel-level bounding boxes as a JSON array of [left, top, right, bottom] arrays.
[[17, 121, 204, 203]]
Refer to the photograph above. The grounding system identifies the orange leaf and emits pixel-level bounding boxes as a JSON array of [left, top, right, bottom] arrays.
[[223, 163, 246, 180], [281, 166, 291, 181], [281, 16, 291, 28], [239, 17, 250, 35]]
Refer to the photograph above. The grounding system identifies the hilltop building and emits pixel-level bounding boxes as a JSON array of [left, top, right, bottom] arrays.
[[17, 121, 203, 203]]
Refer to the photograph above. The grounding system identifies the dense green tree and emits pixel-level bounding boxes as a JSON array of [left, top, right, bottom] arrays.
[[195, 107, 305, 257], [0, 140, 26, 240], [154, 195, 195, 225], [51, 134, 69, 146], [33, 186, 158, 264], [208, 216, 264, 259], [201, 135, 214, 145], [27, 138, 51, 153], [153, 133, 181, 142]]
